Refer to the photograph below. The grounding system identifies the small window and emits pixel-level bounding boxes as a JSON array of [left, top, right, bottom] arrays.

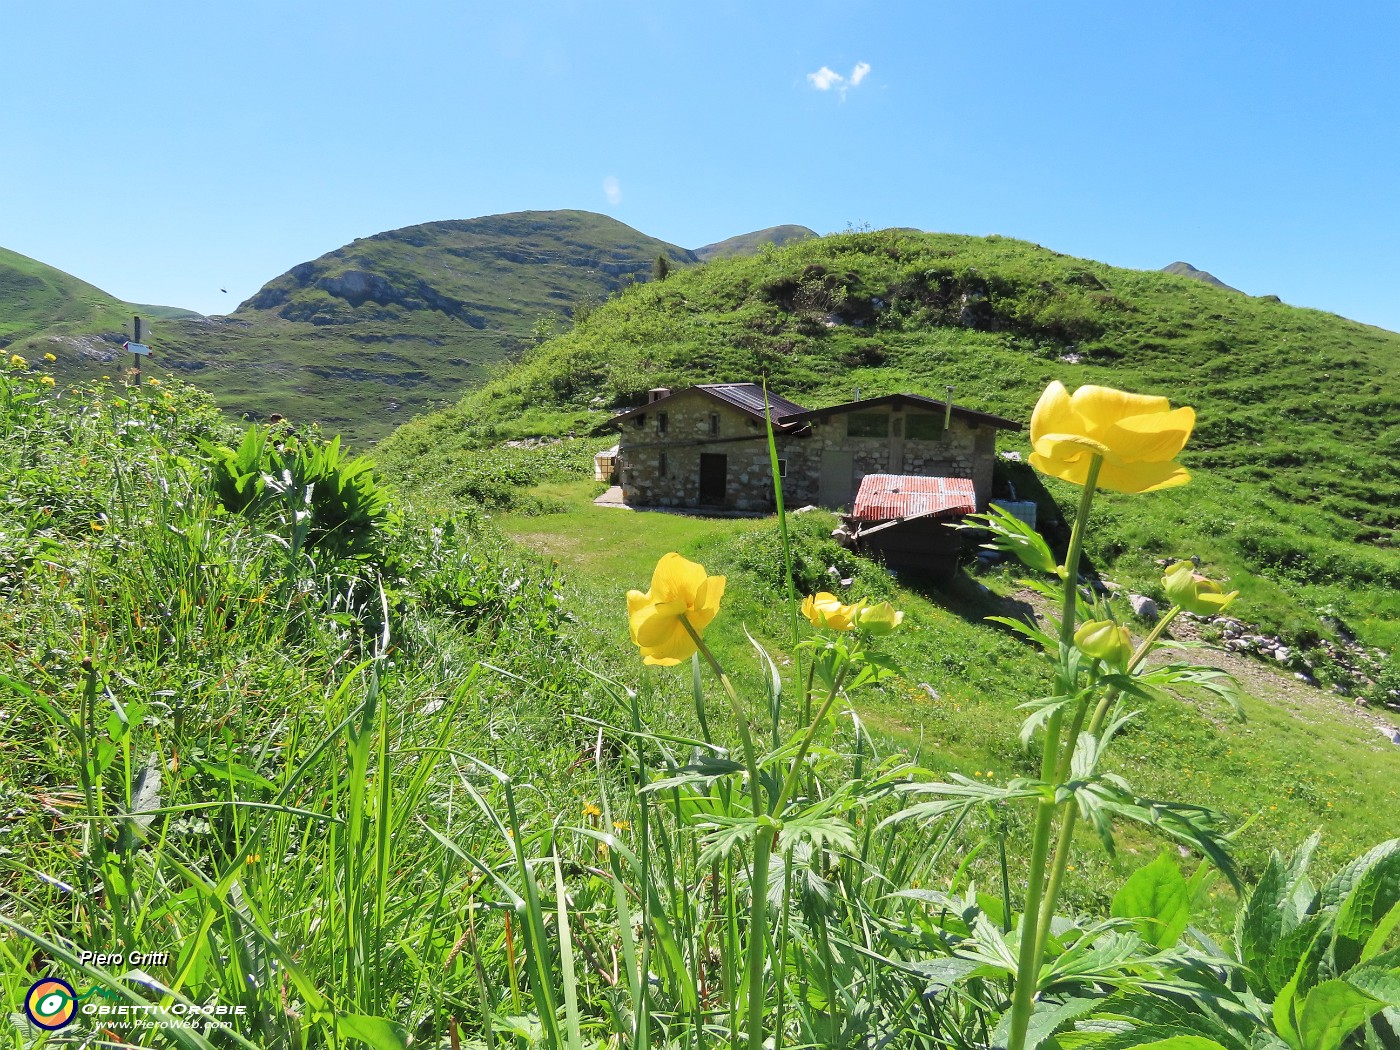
[[777, 458, 788, 478], [846, 411, 889, 438], [709, 414, 720, 436], [658, 412, 668, 434], [633, 413, 647, 428], [905, 413, 945, 440], [659, 451, 668, 477]]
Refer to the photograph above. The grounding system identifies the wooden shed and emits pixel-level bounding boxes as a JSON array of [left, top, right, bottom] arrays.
[[842, 474, 978, 581]]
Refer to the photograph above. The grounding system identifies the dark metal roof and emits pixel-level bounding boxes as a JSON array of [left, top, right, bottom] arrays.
[[698, 383, 809, 421], [603, 383, 811, 429], [786, 393, 1022, 431], [849, 474, 978, 523]]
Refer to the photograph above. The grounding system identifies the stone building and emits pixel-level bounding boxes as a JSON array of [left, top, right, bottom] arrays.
[[603, 383, 1021, 512]]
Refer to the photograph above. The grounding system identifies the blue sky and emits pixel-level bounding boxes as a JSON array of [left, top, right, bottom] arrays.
[[4, 2, 1398, 330]]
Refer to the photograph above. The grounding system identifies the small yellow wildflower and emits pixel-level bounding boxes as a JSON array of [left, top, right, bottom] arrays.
[[44, 352, 57, 361], [39, 375, 55, 387], [245, 853, 261, 865], [612, 820, 631, 832], [148, 378, 161, 386], [9, 354, 27, 368], [802, 592, 860, 631], [627, 553, 725, 665], [90, 521, 105, 532], [582, 802, 602, 818]]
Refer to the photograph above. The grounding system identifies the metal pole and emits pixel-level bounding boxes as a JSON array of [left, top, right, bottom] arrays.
[[133, 316, 143, 385]]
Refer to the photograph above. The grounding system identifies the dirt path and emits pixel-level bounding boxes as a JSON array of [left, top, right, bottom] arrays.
[[1009, 587, 1400, 741]]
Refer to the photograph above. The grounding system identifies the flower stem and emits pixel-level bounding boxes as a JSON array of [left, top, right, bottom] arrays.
[[1032, 606, 1185, 980], [680, 615, 773, 1050], [681, 617, 762, 817], [772, 666, 849, 817], [1006, 455, 1102, 1050]]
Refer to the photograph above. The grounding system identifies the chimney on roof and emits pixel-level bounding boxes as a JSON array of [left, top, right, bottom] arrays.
[[648, 387, 671, 403]]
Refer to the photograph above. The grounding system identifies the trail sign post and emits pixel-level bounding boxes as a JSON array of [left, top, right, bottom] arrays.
[[124, 316, 151, 385]]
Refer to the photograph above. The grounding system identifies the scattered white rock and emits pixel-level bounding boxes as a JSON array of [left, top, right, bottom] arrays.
[[1128, 594, 1159, 620]]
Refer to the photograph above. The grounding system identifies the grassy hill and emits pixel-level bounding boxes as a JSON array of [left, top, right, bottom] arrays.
[[3, 213, 816, 446], [0, 246, 197, 347], [1161, 260, 1244, 294], [377, 228, 1400, 659], [696, 223, 817, 261]]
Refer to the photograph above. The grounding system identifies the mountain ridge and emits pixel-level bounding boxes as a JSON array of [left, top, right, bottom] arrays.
[[1, 211, 809, 442]]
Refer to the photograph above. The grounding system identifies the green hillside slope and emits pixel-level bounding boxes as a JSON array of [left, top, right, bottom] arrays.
[[378, 228, 1400, 654], [0, 246, 198, 344], [4, 213, 817, 446]]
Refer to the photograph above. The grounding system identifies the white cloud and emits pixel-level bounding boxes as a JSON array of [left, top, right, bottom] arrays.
[[806, 62, 872, 98], [602, 176, 622, 205]]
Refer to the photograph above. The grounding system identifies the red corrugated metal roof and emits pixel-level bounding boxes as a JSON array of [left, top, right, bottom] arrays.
[[849, 474, 977, 523]]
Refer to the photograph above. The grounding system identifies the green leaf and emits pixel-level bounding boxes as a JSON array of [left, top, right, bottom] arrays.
[[1112, 850, 1192, 948], [1238, 853, 1292, 974], [1296, 980, 1386, 1050], [1333, 841, 1400, 973], [1346, 959, 1400, 1007], [955, 505, 1058, 575]]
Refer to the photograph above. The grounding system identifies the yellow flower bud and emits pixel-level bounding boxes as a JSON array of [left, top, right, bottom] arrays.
[[1073, 619, 1132, 670], [1161, 562, 1239, 617], [857, 601, 904, 635]]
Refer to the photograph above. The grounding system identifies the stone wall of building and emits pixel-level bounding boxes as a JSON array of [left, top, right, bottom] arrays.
[[785, 407, 997, 508], [616, 391, 799, 511], [616, 394, 1001, 511]]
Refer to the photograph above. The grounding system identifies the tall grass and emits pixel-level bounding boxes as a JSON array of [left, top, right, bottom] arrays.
[[5, 369, 1397, 1049]]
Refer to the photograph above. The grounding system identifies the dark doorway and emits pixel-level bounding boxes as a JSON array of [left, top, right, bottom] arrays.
[[699, 453, 727, 506]]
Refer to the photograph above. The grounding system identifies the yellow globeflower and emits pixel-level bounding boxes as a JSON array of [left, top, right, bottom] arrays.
[[44, 352, 56, 361], [802, 592, 859, 631], [1073, 619, 1132, 670], [148, 378, 161, 386], [39, 375, 55, 387], [9, 354, 27, 368], [1162, 561, 1239, 616], [627, 552, 725, 665], [1029, 380, 1194, 493]]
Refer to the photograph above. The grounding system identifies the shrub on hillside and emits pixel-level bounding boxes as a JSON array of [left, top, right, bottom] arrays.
[[717, 512, 893, 600], [205, 422, 394, 560]]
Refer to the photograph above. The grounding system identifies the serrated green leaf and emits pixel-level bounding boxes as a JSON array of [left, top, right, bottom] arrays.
[[1334, 842, 1400, 973]]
